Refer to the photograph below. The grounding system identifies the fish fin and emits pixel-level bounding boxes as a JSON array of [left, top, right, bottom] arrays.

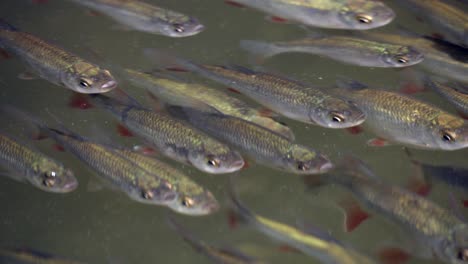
[[399, 81, 426, 95], [0, 48, 12, 60], [0, 168, 29, 183], [377, 247, 411, 264], [0, 19, 18, 31], [143, 48, 199, 72], [242, 159, 250, 169], [17, 72, 36, 80], [404, 148, 432, 197], [257, 107, 275, 117], [338, 196, 371, 232], [224, 0, 246, 8], [239, 40, 278, 62], [227, 208, 241, 230], [337, 155, 379, 180], [367, 138, 392, 147], [463, 200, 468, 208], [52, 143, 65, 152], [265, 15, 290, 23], [277, 244, 302, 253], [346, 125, 364, 135], [68, 93, 94, 109], [132, 145, 157, 156], [227, 87, 241, 94], [335, 77, 368, 91], [116, 123, 133, 137], [458, 111, 468, 120]]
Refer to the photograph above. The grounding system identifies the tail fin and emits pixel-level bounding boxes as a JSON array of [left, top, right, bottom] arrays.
[[239, 40, 279, 60], [227, 176, 256, 225], [143, 48, 200, 72], [0, 19, 17, 31]]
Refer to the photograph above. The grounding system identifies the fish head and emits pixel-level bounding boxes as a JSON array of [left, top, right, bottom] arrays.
[[429, 115, 468, 150], [168, 191, 219, 216], [284, 145, 333, 174], [158, 15, 205, 37], [188, 148, 245, 174], [30, 159, 78, 193], [436, 224, 468, 263], [62, 62, 117, 94], [135, 181, 178, 205], [309, 98, 366, 128], [338, 1, 395, 30], [380, 46, 425, 67]]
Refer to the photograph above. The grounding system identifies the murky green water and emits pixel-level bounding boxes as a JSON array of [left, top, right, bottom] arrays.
[[0, 0, 467, 263]]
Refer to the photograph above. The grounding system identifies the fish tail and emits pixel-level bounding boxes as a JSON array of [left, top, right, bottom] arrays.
[[143, 48, 200, 73], [239, 40, 279, 59], [0, 19, 17, 31]]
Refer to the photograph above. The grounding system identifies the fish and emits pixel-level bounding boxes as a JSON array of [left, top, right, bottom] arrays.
[[425, 79, 468, 117], [0, 19, 117, 93], [144, 50, 366, 129], [0, 131, 77, 193], [405, 148, 468, 193], [67, 0, 204, 37], [305, 155, 468, 263], [240, 35, 424, 68], [225, 0, 394, 30], [89, 94, 245, 174], [362, 31, 468, 83], [0, 248, 86, 264], [394, 0, 468, 47], [124, 69, 295, 140], [167, 216, 266, 264], [333, 80, 468, 150], [168, 106, 333, 174], [228, 179, 376, 264], [114, 149, 219, 215]]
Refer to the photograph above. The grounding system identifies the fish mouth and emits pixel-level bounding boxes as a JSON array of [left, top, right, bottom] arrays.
[[232, 159, 245, 169], [63, 180, 79, 191], [101, 80, 117, 90], [318, 161, 334, 173]]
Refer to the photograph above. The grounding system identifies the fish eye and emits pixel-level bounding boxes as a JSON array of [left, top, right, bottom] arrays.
[[356, 14, 373, 24], [297, 162, 308, 171], [181, 197, 194, 207], [141, 190, 154, 200], [457, 248, 468, 261], [330, 113, 345, 123], [207, 157, 220, 167], [79, 79, 91, 88], [43, 178, 55, 187], [173, 24, 185, 33], [396, 56, 409, 64], [441, 130, 456, 143]]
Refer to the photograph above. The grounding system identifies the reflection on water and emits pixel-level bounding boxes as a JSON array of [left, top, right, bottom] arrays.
[[0, 0, 467, 263]]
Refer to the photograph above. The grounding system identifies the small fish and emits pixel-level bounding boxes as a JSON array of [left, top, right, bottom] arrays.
[[124, 69, 295, 140], [0, 248, 86, 264], [395, 0, 468, 47], [0, 19, 117, 93], [68, 0, 204, 37], [334, 80, 468, 150], [228, 180, 376, 264], [89, 95, 245, 174], [145, 50, 366, 129], [425, 79, 468, 117], [169, 106, 333, 174], [240, 36, 424, 67], [167, 216, 266, 264], [305, 155, 468, 263], [0, 132, 77, 193], [405, 149, 468, 193], [114, 149, 219, 215], [225, 0, 394, 30], [362, 31, 468, 83]]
